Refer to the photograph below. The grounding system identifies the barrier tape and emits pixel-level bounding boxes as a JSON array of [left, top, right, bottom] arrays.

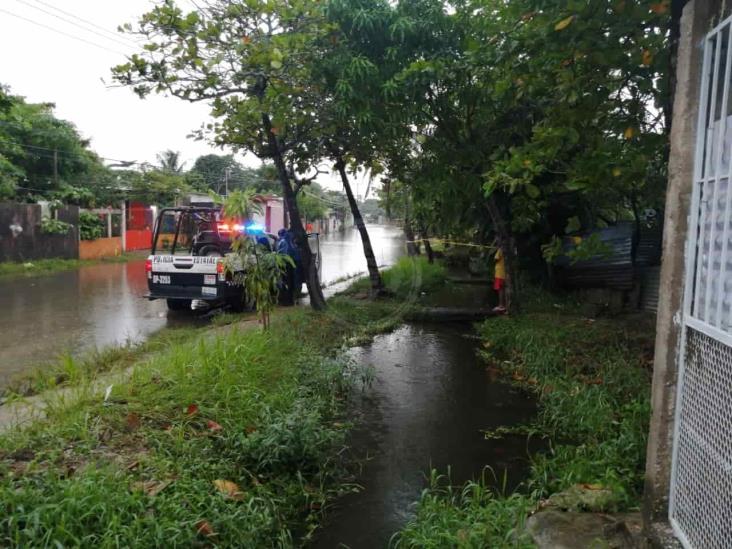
[[405, 238, 498, 252]]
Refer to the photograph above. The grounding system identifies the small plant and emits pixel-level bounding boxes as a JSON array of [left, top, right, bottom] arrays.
[[222, 190, 291, 329], [79, 211, 105, 240], [39, 216, 72, 235], [227, 237, 293, 329]]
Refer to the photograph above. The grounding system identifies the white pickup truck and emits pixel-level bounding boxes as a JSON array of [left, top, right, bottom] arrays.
[[145, 206, 319, 311]]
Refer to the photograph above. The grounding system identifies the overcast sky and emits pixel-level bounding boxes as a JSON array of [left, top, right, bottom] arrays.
[[0, 0, 362, 192]]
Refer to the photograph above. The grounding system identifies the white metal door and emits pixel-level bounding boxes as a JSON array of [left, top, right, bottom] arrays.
[[670, 15, 732, 548]]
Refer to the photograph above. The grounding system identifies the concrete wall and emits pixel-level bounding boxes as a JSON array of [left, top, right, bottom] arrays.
[[79, 237, 123, 260], [0, 202, 79, 262], [643, 0, 726, 544]]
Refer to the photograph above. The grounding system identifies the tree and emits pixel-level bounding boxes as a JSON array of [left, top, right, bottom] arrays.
[[0, 84, 104, 202], [297, 187, 328, 223], [156, 149, 186, 174], [356, 0, 669, 311], [113, 0, 328, 309]]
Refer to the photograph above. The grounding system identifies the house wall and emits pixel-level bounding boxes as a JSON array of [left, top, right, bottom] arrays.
[[79, 237, 123, 260], [251, 198, 286, 234], [643, 1, 725, 545], [0, 202, 79, 262]]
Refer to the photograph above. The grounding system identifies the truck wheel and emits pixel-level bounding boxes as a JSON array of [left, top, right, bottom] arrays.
[[227, 291, 252, 313], [166, 299, 192, 311]]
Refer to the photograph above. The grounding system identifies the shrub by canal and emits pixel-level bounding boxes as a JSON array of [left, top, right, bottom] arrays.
[[395, 297, 654, 547], [0, 298, 402, 547]]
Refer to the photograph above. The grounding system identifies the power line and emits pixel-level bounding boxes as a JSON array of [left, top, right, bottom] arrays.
[[25, 0, 141, 47], [13, 0, 137, 50], [300, 188, 346, 207], [0, 138, 150, 168], [0, 6, 128, 56]]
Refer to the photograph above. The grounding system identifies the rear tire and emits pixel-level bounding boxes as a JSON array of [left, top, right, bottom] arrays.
[[166, 299, 192, 311]]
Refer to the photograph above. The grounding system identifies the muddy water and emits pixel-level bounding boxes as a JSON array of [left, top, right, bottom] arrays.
[[313, 322, 537, 548], [0, 224, 404, 387]]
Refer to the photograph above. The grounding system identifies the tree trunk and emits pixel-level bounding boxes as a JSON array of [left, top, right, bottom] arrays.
[[420, 225, 434, 263], [262, 114, 326, 310], [335, 157, 384, 295], [486, 195, 518, 313], [404, 195, 419, 256]]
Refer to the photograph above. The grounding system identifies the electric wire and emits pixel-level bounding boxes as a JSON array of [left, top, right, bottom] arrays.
[[13, 0, 138, 50], [0, 7, 128, 56], [25, 0, 142, 47]]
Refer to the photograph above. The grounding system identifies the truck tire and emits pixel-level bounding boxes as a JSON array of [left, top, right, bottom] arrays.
[[166, 299, 192, 311]]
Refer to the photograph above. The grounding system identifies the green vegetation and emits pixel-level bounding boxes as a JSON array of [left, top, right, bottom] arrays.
[[395, 296, 653, 546], [344, 256, 447, 300], [0, 253, 147, 280], [382, 256, 447, 298], [78, 211, 105, 240], [3, 318, 248, 399], [0, 297, 401, 547], [395, 472, 535, 548]]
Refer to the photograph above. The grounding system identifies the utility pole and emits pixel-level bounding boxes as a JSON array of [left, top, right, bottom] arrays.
[[53, 149, 59, 187], [224, 167, 231, 196]]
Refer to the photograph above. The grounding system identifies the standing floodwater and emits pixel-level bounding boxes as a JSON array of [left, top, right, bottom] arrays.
[[313, 323, 537, 548], [318, 224, 404, 285], [0, 224, 405, 387]]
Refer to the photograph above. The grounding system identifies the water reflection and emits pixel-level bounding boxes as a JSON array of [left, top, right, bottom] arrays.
[[313, 323, 538, 548]]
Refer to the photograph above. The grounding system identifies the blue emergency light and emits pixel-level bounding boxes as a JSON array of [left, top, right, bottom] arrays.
[[245, 223, 265, 233]]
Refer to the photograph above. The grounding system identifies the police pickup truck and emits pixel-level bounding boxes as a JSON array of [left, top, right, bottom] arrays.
[[146, 206, 321, 312], [145, 206, 276, 311]]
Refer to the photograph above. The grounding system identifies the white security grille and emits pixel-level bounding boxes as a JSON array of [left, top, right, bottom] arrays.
[[670, 16, 732, 549], [671, 329, 732, 547]]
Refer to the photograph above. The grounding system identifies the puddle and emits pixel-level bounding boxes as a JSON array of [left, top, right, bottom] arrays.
[[313, 322, 538, 548]]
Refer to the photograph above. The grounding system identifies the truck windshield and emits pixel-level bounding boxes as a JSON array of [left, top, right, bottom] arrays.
[[152, 209, 230, 256]]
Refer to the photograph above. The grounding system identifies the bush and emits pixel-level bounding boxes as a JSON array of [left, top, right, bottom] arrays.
[[382, 256, 447, 298], [79, 211, 105, 240], [39, 216, 72, 235]]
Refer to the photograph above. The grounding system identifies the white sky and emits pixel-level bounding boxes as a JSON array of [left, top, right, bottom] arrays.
[[0, 0, 363, 192]]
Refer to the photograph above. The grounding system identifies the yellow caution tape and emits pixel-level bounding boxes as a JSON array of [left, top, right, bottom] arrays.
[[406, 238, 498, 251]]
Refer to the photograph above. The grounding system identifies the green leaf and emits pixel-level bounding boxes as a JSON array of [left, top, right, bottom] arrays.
[[526, 184, 540, 199]]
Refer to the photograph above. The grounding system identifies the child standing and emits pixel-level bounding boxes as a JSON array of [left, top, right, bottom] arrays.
[[493, 246, 506, 313]]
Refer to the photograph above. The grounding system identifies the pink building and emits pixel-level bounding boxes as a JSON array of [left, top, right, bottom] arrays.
[[252, 195, 285, 234]]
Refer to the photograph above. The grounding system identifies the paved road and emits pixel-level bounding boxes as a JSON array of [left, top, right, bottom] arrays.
[[0, 224, 404, 386]]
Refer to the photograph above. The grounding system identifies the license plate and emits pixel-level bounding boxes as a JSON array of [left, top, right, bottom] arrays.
[[204, 274, 216, 285], [153, 275, 171, 284], [202, 286, 217, 297]]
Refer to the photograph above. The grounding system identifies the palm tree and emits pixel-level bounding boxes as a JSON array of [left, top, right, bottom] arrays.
[[156, 150, 185, 174]]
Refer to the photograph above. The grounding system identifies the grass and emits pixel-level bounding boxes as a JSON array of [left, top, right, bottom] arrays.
[[0, 295, 403, 547], [0, 252, 147, 280], [342, 256, 447, 299], [2, 322, 230, 399], [394, 289, 654, 547]]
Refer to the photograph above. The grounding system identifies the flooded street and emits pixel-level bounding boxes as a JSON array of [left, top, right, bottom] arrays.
[[0, 224, 404, 386], [319, 224, 404, 285], [313, 322, 538, 548]]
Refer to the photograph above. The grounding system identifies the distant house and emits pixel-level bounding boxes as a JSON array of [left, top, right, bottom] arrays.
[[251, 194, 285, 234]]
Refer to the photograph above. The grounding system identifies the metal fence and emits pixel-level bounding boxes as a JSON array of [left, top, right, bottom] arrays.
[[671, 15, 732, 548]]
